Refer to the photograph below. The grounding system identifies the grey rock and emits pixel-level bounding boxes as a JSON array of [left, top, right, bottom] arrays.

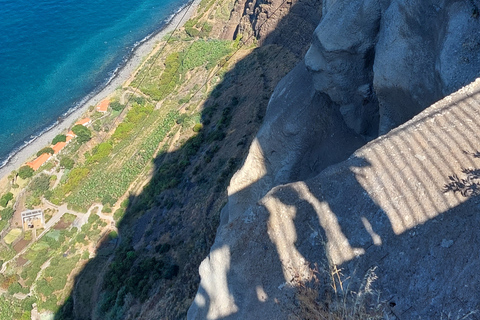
[[189, 0, 480, 318]]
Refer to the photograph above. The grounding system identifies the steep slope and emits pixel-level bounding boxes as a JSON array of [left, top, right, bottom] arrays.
[[189, 0, 480, 318]]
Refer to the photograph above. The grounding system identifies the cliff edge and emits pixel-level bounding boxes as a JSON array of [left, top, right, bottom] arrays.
[[188, 0, 480, 318]]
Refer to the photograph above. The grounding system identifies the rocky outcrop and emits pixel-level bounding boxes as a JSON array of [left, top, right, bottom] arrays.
[[189, 0, 480, 319], [307, 0, 480, 136], [221, 0, 322, 56]]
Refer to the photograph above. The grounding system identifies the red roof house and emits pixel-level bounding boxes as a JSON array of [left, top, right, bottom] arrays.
[[75, 118, 92, 126], [26, 153, 51, 171], [96, 99, 110, 113], [52, 141, 67, 154]]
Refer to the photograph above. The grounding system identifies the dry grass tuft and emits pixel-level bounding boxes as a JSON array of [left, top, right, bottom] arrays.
[[289, 263, 386, 320]]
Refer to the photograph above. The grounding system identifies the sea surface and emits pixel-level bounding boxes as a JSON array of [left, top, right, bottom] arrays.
[[0, 0, 187, 167]]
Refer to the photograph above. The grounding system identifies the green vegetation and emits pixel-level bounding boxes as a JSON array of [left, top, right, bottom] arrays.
[[72, 125, 91, 143], [62, 213, 77, 224], [52, 134, 67, 145], [0, 0, 289, 317], [18, 166, 34, 179], [0, 192, 13, 208], [193, 123, 203, 132], [181, 39, 232, 71], [37, 147, 54, 157], [24, 230, 32, 241], [87, 142, 113, 164], [60, 157, 75, 170], [65, 110, 178, 210], [29, 174, 51, 195], [36, 254, 80, 312], [4, 229, 22, 245], [137, 53, 181, 101], [101, 243, 179, 314], [1, 207, 14, 221], [62, 167, 90, 194], [110, 101, 124, 112]]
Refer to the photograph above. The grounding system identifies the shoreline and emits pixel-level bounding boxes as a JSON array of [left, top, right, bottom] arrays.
[[0, 0, 200, 182]]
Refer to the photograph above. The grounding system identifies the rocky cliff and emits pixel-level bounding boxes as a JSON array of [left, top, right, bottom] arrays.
[[188, 0, 480, 318]]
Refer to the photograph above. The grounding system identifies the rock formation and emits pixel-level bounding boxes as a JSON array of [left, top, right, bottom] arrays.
[[188, 0, 480, 318]]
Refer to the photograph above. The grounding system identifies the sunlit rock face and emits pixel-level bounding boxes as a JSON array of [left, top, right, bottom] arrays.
[[188, 0, 480, 319]]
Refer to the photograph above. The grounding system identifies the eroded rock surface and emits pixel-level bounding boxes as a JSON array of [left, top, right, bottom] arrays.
[[189, 0, 480, 318]]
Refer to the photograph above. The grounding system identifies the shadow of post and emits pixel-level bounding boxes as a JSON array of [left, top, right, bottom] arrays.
[[258, 85, 480, 318]]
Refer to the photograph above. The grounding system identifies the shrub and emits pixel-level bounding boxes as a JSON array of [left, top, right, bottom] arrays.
[[0, 207, 14, 221], [110, 101, 124, 112], [60, 157, 75, 170], [113, 208, 125, 223], [52, 134, 67, 145], [18, 166, 34, 179], [0, 193, 13, 208], [37, 147, 54, 157], [72, 125, 91, 143], [193, 123, 203, 132], [29, 174, 51, 196], [102, 194, 116, 206]]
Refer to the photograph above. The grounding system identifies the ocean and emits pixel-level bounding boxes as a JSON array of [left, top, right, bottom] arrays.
[[0, 0, 188, 167]]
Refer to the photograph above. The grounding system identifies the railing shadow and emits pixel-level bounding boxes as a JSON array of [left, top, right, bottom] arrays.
[[187, 60, 480, 319], [260, 84, 480, 318]]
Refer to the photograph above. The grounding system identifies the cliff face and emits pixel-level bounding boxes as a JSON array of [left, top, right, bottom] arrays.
[[188, 0, 480, 318]]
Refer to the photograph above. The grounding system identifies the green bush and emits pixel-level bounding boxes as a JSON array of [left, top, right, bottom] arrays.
[[52, 134, 66, 145], [29, 174, 51, 196], [7, 282, 23, 295], [113, 208, 125, 223], [112, 122, 134, 141], [18, 166, 34, 179], [60, 157, 75, 170], [37, 147, 54, 157], [0, 193, 13, 208], [102, 194, 116, 206], [72, 125, 91, 143], [193, 123, 203, 132], [110, 101, 124, 112]]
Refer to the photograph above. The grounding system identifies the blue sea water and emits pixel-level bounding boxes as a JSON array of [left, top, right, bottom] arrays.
[[0, 0, 188, 167]]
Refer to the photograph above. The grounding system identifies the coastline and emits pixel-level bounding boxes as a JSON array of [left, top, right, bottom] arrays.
[[0, 0, 200, 182]]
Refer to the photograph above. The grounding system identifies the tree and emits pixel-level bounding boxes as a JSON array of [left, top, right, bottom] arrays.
[[52, 134, 67, 144], [37, 147, 54, 157], [29, 174, 51, 196], [72, 125, 91, 143], [0, 193, 13, 207], [18, 166, 34, 179], [7, 170, 17, 185], [60, 157, 75, 170]]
